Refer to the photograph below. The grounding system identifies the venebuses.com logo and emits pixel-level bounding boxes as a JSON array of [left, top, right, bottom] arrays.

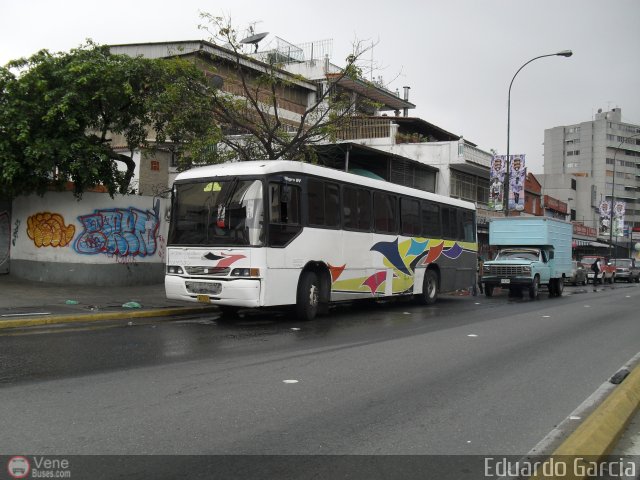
[[7, 456, 30, 479], [6, 456, 71, 478]]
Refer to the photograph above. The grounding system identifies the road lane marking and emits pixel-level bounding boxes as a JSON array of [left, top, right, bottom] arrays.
[[283, 379, 299, 384]]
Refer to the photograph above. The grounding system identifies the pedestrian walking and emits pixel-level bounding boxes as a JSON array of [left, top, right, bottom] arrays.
[[591, 257, 601, 291], [476, 256, 484, 295]]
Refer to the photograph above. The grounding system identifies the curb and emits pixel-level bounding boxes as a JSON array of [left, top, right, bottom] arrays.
[[0, 306, 220, 330], [529, 364, 640, 480]]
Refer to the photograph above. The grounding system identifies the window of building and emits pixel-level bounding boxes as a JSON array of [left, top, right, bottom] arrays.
[[571, 178, 577, 190], [150, 160, 160, 171]]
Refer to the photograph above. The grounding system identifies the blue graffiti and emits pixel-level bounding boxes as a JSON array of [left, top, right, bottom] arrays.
[[74, 205, 160, 257]]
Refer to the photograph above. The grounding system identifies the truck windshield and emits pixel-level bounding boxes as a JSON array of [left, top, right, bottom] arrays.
[[495, 249, 540, 261], [168, 178, 264, 247]]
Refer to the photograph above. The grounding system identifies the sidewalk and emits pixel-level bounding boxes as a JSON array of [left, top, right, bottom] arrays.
[[0, 273, 218, 329]]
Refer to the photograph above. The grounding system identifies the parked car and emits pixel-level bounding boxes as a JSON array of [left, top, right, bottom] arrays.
[[568, 260, 587, 286], [610, 258, 640, 283], [579, 255, 616, 284]]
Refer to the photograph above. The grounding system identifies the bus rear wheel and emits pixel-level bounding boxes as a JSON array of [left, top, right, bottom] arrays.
[[417, 269, 438, 305], [296, 271, 319, 321]]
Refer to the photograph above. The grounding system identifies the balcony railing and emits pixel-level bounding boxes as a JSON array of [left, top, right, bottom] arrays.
[[334, 118, 392, 141]]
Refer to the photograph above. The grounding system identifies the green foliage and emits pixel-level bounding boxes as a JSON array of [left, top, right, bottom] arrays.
[[0, 41, 219, 199], [197, 13, 377, 164]]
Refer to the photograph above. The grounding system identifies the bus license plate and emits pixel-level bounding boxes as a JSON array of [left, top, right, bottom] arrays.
[[197, 295, 211, 304], [501, 278, 511, 285]]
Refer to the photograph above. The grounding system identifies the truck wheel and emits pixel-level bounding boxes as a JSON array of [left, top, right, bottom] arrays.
[[484, 286, 493, 297], [417, 269, 439, 305], [296, 271, 319, 321], [555, 278, 564, 297], [529, 276, 539, 299]]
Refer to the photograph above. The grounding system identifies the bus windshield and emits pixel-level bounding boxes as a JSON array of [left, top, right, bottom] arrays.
[[169, 178, 264, 247]]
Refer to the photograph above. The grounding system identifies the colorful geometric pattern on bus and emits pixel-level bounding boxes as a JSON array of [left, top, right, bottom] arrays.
[[203, 251, 246, 268], [330, 237, 477, 296]]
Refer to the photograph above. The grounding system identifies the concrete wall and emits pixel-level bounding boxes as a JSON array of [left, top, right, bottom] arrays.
[[9, 191, 169, 286]]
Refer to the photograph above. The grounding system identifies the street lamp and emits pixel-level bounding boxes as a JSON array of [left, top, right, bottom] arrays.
[[505, 50, 573, 216], [608, 132, 640, 259]]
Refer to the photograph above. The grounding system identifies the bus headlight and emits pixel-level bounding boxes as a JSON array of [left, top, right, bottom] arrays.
[[167, 266, 184, 274], [230, 268, 261, 277]]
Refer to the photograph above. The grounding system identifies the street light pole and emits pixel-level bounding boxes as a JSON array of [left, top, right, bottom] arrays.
[[505, 50, 573, 217], [608, 132, 640, 259]]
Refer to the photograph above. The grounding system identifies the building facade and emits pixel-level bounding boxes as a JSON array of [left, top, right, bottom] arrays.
[[543, 107, 640, 256]]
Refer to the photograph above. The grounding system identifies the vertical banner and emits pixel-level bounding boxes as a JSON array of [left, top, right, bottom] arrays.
[[509, 154, 526, 212], [612, 201, 626, 237], [599, 200, 611, 235], [489, 155, 506, 211]]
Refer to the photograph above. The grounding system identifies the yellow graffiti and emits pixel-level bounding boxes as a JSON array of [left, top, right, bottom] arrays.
[[27, 212, 75, 248]]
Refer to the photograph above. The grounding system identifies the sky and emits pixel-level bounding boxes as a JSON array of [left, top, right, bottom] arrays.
[[2, 0, 639, 173]]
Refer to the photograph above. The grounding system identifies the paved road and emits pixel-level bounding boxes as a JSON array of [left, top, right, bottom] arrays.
[[1, 284, 639, 475]]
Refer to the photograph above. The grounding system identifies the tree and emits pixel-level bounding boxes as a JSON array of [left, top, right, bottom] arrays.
[[0, 41, 219, 199], [193, 13, 380, 165]]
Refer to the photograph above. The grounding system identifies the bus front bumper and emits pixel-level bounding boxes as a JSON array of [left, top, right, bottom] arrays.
[[165, 276, 261, 308]]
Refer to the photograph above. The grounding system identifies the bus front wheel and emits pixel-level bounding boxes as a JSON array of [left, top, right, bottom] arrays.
[[296, 271, 320, 321], [417, 269, 438, 305]]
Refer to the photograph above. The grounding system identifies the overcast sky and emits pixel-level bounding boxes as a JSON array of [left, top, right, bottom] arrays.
[[2, 0, 639, 173]]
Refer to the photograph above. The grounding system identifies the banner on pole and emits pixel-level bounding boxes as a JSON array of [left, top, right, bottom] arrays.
[[613, 201, 626, 237], [508, 155, 526, 212], [489, 155, 506, 211], [599, 200, 611, 235]]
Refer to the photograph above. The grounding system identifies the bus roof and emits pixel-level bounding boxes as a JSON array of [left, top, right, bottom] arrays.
[[175, 160, 475, 210]]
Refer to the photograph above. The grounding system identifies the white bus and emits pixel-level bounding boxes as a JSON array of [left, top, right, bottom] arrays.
[[165, 160, 477, 320]]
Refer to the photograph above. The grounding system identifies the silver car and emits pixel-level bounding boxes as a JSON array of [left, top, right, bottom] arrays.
[[569, 260, 587, 286], [610, 258, 640, 283]]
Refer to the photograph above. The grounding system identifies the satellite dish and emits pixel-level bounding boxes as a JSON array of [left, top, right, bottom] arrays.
[[240, 32, 268, 45]]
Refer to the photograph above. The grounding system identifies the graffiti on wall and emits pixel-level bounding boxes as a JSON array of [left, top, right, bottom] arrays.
[[27, 212, 76, 248], [0, 211, 9, 265], [74, 201, 160, 258], [12, 219, 20, 247]]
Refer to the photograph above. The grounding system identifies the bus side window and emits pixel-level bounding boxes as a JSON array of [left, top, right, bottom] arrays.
[[400, 198, 420, 236], [308, 179, 340, 228], [374, 192, 397, 234], [269, 182, 302, 247], [421, 202, 441, 238], [325, 183, 340, 227], [462, 210, 476, 242], [441, 206, 458, 240]]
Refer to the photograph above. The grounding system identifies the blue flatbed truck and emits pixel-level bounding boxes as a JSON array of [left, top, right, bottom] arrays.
[[482, 217, 573, 298]]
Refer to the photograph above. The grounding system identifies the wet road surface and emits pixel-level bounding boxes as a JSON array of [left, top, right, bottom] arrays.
[[1, 284, 639, 476]]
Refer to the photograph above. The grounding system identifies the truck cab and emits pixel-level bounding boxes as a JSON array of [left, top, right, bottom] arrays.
[[483, 247, 555, 298]]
